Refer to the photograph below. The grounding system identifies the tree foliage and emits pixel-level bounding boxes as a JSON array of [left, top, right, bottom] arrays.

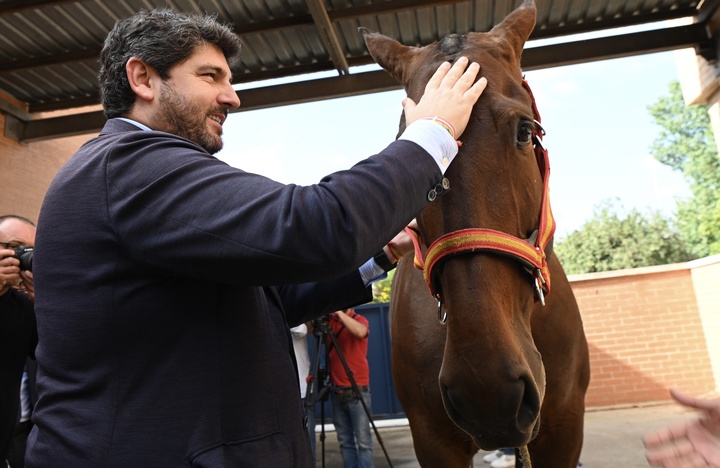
[[556, 80, 720, 274], [554, 200, 692, 275], [371, 269, 395, 303], [648, 80, 720, 257]]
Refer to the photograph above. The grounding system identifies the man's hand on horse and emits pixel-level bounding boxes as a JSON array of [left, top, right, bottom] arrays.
[[402, 57, 488, 139], [383, 219, 419, 264]]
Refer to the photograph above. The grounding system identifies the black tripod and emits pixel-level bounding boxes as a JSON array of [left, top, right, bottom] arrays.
[[304, 314, 393, 467]]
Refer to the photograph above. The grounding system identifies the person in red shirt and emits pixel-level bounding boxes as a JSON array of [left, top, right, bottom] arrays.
[[328, 308, 373, 467]]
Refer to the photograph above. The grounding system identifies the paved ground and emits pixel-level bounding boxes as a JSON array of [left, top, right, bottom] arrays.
[[312, 402, 694, 467]]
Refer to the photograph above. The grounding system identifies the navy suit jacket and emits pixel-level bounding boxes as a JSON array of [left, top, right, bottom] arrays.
[[28, 119, 444, 467], [0, 288, 37, 461]]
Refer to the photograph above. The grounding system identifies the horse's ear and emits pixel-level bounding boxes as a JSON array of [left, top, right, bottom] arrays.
[[360, 27, 419, 86], [488, 0, 536, 60]]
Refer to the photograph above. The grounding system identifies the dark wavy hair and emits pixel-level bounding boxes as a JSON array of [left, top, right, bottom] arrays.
[[99, 9, 242, 119]]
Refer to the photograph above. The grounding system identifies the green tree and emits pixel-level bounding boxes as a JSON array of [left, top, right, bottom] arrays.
[[555, 200, 691, 275], [648, 80, 720, 257], [371, 269, 395, 303]]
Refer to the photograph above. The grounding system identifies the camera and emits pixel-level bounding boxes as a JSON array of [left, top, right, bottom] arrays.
[[13, 245, 34, 272], [312, 314, 331, 335]]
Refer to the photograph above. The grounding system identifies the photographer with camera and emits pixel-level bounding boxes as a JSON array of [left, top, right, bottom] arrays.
[[327, 308, 374, 468], [0, 215, 38, 468]]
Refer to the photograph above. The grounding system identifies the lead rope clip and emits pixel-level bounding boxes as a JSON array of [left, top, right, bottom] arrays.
[[533, 269, 546, 306], [437, 297, 447, 324]]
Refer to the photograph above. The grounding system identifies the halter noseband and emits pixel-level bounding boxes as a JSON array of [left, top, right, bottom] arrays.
[[409, 79, 555, 322]]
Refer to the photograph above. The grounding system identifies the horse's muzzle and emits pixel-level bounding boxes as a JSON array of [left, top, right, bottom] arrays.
[[440, 371, 542, 449]]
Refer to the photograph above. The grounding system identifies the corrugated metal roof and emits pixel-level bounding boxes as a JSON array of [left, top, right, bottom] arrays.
[[0, 0, 715, 141]]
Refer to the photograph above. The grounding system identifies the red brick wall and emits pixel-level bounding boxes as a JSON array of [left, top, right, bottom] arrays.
[[570, 262, 718, 408], [0, 113, 92, 222]]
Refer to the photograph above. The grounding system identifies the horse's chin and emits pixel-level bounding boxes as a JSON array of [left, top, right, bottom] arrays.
[[468, 420, 541, 452], [441, 392, 541, 450]]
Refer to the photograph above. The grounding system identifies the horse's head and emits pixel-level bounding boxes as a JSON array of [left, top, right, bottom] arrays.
[[363, 0, 552, 449]]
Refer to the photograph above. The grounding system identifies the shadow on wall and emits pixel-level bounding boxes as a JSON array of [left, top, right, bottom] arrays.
[[585, 342, 702, 408]]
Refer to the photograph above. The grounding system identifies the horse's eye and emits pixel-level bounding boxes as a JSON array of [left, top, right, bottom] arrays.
[[517, 121, 534, 144]]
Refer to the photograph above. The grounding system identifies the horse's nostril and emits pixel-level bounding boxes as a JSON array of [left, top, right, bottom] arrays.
[[517, 375, 541, 428]]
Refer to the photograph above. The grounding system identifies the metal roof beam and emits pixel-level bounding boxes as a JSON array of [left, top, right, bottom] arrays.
[[305, 0, 349, 75], [522, 22, 711, 70], [695, 0, 720, 25], [0, 47, 101, 73], [9, 70, 400, 142], [0, 0, 76, 15]]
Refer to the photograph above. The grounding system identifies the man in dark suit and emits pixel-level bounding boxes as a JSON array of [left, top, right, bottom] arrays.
[[27, 8, 487, 468], [0, 215, 38, 468]]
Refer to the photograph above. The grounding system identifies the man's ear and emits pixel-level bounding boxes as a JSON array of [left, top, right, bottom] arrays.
[[126, 57, 155, 102]]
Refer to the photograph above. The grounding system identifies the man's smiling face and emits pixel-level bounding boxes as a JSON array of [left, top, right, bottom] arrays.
[[153, 43, 240, 154]]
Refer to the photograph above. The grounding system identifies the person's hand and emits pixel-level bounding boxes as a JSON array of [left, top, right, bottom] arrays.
[[403, 57, 488, 139], [643, 389, 720, 467], [19, 270, 34, 302], [0, 248, 21, 296], [333, 310, 367, 338], [384, 219, 418, 263]]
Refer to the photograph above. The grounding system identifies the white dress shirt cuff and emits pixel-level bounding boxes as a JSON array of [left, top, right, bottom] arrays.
[[399, 120, 459, 174], [359, 258, 388, 286]]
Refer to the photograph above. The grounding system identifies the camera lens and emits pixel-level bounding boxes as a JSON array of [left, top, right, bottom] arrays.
[[13, 246, 33, 272]]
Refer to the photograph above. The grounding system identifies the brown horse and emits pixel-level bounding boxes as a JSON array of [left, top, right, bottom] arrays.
[[362, 1, 590, 467]]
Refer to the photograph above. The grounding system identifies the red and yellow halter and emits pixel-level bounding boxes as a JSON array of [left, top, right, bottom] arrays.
[[408, 80, 555, 322]]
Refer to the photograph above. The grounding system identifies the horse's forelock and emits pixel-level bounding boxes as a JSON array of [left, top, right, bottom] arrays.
[[438, 34, 466, 58]]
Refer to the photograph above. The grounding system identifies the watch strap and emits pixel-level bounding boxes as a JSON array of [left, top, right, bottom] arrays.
[[373, 249, 396, 272]]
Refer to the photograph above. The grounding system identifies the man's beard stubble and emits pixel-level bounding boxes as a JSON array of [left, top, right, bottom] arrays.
[[158, 83, 224, 155]]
